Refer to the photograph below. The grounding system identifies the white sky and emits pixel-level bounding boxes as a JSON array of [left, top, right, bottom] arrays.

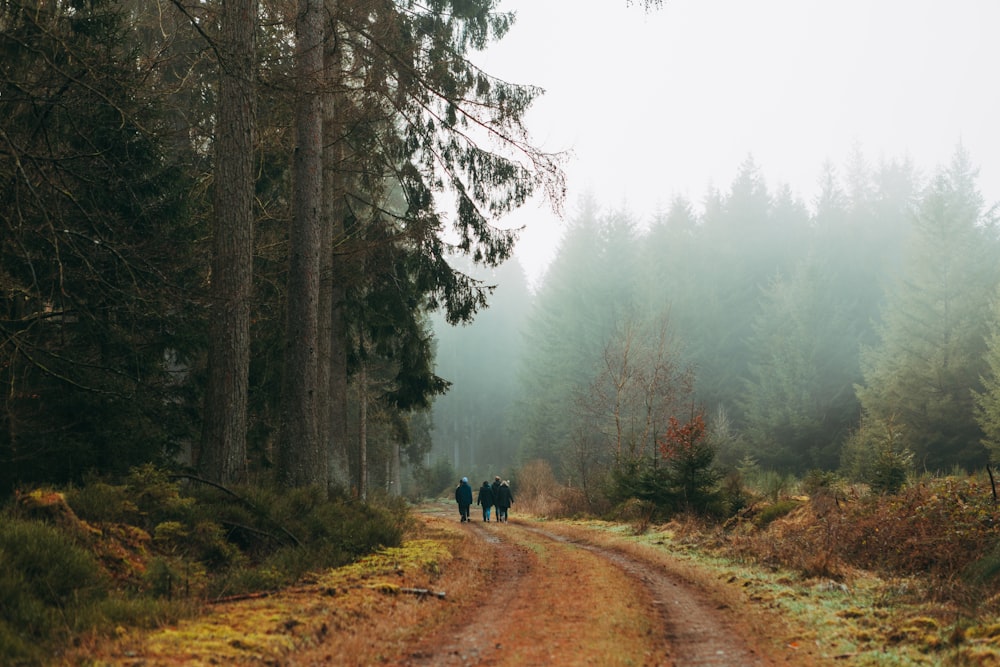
[[474, 0, 1000, 288]]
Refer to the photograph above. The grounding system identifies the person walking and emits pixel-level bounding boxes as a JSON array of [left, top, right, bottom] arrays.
[[476, 481, 494, 522], [455, 477, 473, 522], [490, 475, 502, 522], [495, 479, 513, 523]]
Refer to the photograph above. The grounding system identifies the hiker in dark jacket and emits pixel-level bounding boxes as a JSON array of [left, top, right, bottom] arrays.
[[495, 480, 513, 523], [490, 476, 502, 522], [476, 481, 494, 522], [455, 477, 473, 522]]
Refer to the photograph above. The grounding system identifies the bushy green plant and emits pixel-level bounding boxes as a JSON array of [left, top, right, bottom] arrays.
[[605, 410, 723, 519], [719, 470, 751, 516], [65, 478, 136, 524], [841, 414, 913, 494], [754, 498, 802, 528], [870, 446, 912, 495], [2, 469, 416, 660], [0, 614, 40, 664], [144, 557, 182, 599], [125, 464, 197, 528], [66, 465, 196, 530], [660, 410, 721, 514], [0, 516, 109, 663], [0, 518, 107, 608], [607, 458, 666, 507]]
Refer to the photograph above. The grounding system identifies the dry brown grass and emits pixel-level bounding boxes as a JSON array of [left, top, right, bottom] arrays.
[[61, 515, 480, 665]]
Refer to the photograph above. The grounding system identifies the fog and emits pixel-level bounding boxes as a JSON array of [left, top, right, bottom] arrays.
[[476, 0, 1000, 287], [430, 2, 1000, 486]]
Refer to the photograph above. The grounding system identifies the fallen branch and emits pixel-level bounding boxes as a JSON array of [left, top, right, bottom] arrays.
[[170, 473, 302, 547], [365, 582, 446, 599], [400, 587, 446, 599], [988, 464, 998, 505]]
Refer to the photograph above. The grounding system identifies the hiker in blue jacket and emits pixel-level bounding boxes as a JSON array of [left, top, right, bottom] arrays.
[[455, 477, 473, 522]]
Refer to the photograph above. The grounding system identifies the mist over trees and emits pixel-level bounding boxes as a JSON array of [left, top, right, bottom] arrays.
[[430, 145, 1000, 489]]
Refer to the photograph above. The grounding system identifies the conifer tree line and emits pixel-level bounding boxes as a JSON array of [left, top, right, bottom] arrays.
[[433, 146, 1000, 494], [0, 0, 564, 494]]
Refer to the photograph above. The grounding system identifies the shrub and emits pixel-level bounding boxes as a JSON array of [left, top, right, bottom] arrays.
[[754, 498, 802, 528], [0, 517, 107, 608], [733, 476, 1000, 590], [506, 460, 587, 517], [0, 516, 109, 662], [841, 414, 912, 494], [65, 479, 136, 524], [869, 446, 912, 495], [604, 409, 723, 519], [3, 468, 416, 660], [659, 409, 721, 515], [719, 470, 751, 516]]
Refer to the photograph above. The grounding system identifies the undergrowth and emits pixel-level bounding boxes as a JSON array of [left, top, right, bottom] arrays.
[[1, 465, 408, 665], [666, 473, 1000, 665], [524, 465, 1000, 664]]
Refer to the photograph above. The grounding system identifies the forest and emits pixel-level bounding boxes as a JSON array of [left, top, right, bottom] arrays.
[[432, 145, 1000, 508], [5, 0, 1000, 506], [9, 1, 1000, 663], [0, 0, 565, 497]]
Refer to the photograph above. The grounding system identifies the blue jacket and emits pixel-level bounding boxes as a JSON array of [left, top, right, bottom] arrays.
[[455, 480, 473, 506]]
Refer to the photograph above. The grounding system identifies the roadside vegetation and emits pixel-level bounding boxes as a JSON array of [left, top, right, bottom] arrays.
[[7, 455, 1000, 666], [1, 465, 407, 665], [518, 458, 1000, 666]]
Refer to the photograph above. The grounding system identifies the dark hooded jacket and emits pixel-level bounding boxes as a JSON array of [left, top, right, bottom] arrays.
[[455, 479, 473, 507], [495, 482, 513, 509], [477, 482, 494, 507]]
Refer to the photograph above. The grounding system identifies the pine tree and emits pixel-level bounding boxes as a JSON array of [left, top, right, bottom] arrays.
[[515, 198, 627, 472], [973, 289, 1000, 463], [294, 0, 565, 493], [741, 256, 855, 471], [200, 0, 257, 486], [856, 146, 999, 470], [0, 0, 197, 487]]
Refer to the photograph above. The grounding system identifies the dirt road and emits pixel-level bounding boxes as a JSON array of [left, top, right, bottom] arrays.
[[91, 506, 827, 666], [389, 507, 772, 666]]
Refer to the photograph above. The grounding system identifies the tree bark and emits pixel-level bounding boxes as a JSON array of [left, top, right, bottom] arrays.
[[278, 0, 326, 490], [200, 0, 256, 485], [322, 2, 351, 490]]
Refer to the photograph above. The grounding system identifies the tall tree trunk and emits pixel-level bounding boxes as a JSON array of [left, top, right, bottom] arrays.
[[322, 3, 351, 490], [200, 0, 256, 485], [278, 0, 326, 490]]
